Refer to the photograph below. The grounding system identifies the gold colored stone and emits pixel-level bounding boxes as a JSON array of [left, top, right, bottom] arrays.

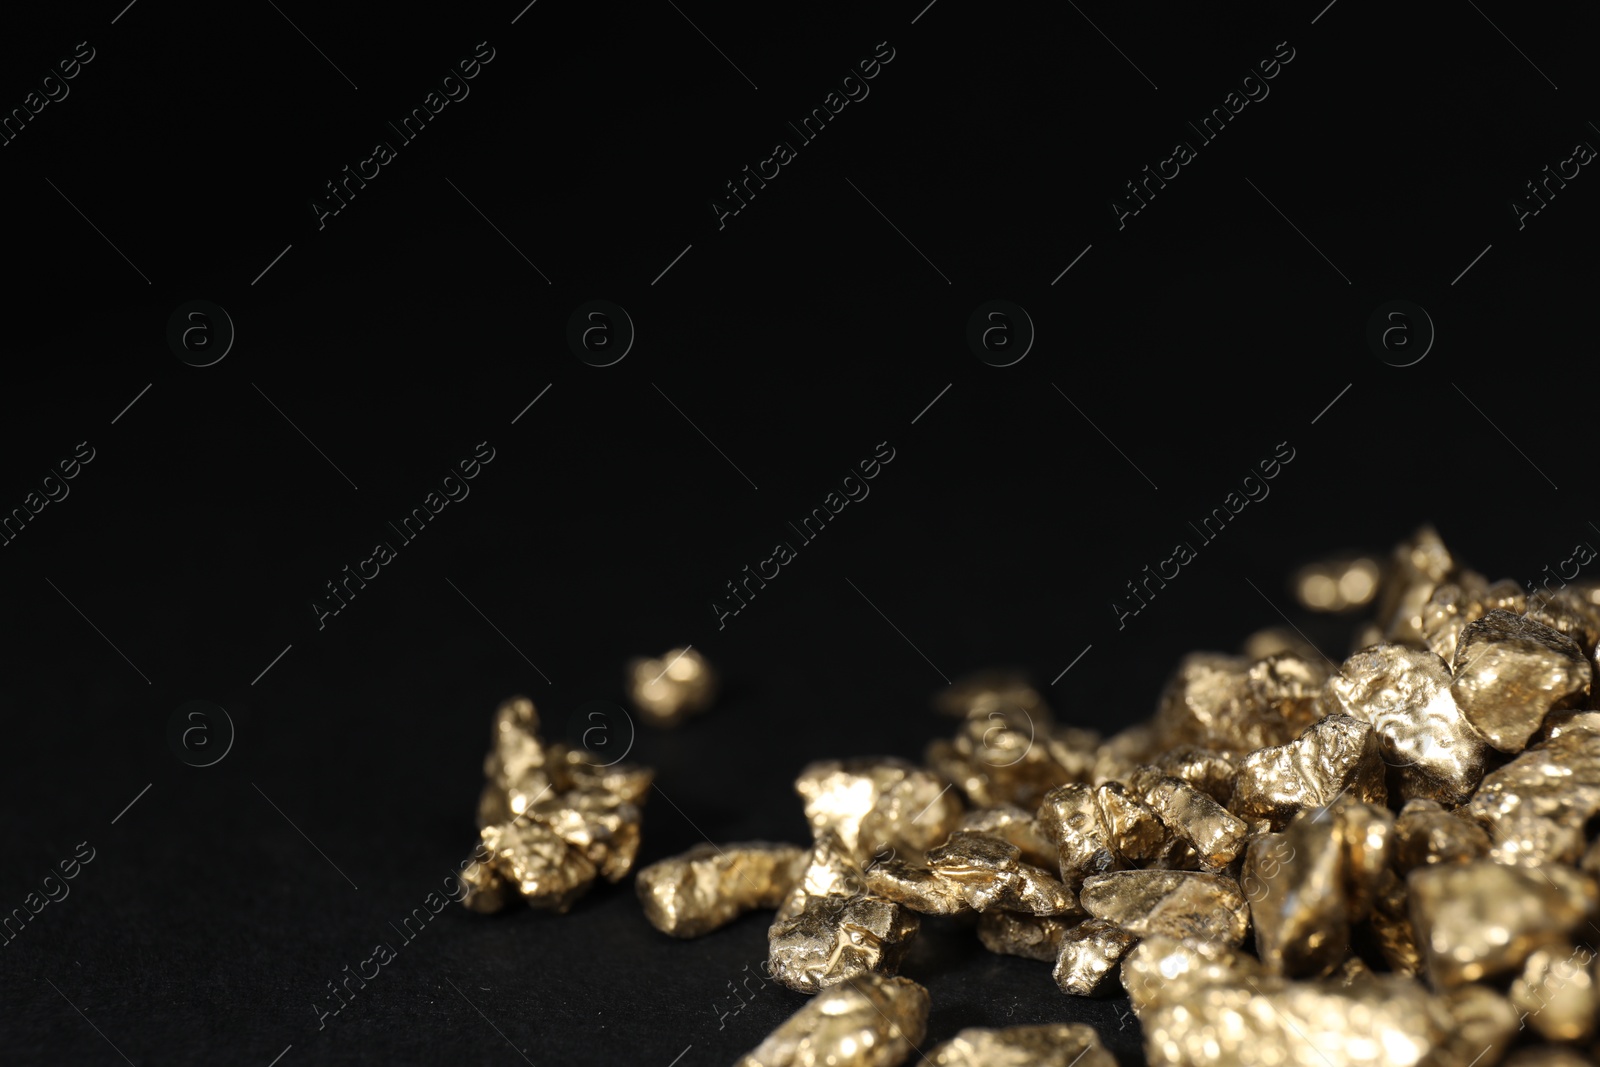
[[957, 805, 1057, 868], [1450, 610, 1590, 753], [1052, 917, 1139, 996], [1228, 713, 1386, 828], [1509, 941, 1598, 1043], [1467, 724, 1600, 866], [934, 669, 1051, 722], [626, 647, 717, 727], [1136, 971, 1462, 1067], [1154, 652, 1326, 753], [863, 860, 971, 916], [1323, 644, 1492, 804], [1094, 781, 1188, 868], [1376, 524, 1455, 645], [522, 787, 642, 882], [459, 853, 515, 914], [1147, 747, 1237, 804], [1242, 801, 1390, 978], [1407, 859, 1599, 988], [1392, 798, 1490, 873], [1294, 555, 1382, 614], [925, 831, 1079, 916], [926, 1023, 1116, 1067], [1437, 984, 1520, 1067], [1241, 626, 1324, 663], [477, 820, 597, 912], [975, 911, 1070, 961], [1525, 586, 1600, 657], [768, 832, 920, 993], [1079, 870, 1249, 945], [795, 758, 963, 864], [1139, 774, 1248, 869], [1037, 783, 1119, 889], [562, 749, 656, 806], [1120, 936, 1263, 1013], [734, 973, 930, 1067], [926, 710, 1097, 812], [636, 841, 808, 937]]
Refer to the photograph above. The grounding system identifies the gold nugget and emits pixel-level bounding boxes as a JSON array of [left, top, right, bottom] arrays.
[[975, 911, 1070, 961], [626, 647, 718, 727], [926, 1023, 1116, 1067], [1078, 869, 1249, 945], [636, 841, 808, 937], [796, 758, 963, 864], [1053, 917, 1139, 996], [734, 973, 929, 1067], [1450, 610, 1590, 753]]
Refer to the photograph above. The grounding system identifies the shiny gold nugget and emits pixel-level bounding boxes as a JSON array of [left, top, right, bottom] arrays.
[[1227, 713, 1386, 828], [975, 911, 1070, 961], [926, 1023, 1116, 1067], [796, 758, 963, 864], [1053, 917, 1139, 996], [636, 841, 808, 937], [924, 831, 1079, 916], [1450, 610, 1590, 753], [734, 973, 929, 1067], [1079, 869, 1249, 945]]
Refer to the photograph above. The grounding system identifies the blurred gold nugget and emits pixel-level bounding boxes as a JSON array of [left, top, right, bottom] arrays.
[[626, 646, 717, 726], [925, 1023, 1115, 1067], [1293, 554, 1381, 613], [733, 973, 928, 1067], [462, 696, 653, 914]]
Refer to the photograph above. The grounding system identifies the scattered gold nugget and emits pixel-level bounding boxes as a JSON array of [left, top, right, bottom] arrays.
[[627, 647, 718, 727], [636, 841, 808, 937], [925, 1023, 1116, 1067], [733, 973, 929, 1067]]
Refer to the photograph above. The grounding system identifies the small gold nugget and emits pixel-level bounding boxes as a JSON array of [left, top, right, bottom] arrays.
[[1052, 917, 1139, 996], [1450, 610, 1590, 754], [626, 647, 718, 727], [1078, 870, 1249, 945], [733, 973, 930, 1067], [463, 696, 652, 913], [767, 831, 920, 993], [795, 757, 963, 864], [925, 1023, 1116, 1067], [635, 841, 808, 938], [975, 911, 1071, 961]]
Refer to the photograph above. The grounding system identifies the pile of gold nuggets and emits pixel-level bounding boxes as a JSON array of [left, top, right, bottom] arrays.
[[469, 529, 1600, 1067]]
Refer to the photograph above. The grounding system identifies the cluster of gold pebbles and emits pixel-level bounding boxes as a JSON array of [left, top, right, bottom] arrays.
[[459, 532, 1600, 1067]]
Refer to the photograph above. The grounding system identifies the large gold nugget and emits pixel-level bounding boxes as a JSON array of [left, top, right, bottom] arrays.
[[1228, 714, 1386, 829], [1037, 783, 1119, 889], [478, 821, 597, 912], [1154, 652, 1326, 753], [1120, 936, 1263, 1013], [863, 861, 971, 916], [1143, 747, 1237, 804], [1407, 859, 1598, 988], [1139, 775, 1248, 869], [768, 833, 920, 993], [626, 647, 718, 727], [795, 758, 963, 863], [734, 973, 930, 1067], [1243, 801, 1390, 978], [1079, 870, 1248, 945], [1052, 917, 1139, 996], [1135, 971, 1457, 1067], [1508, 941, 1598, 1042], [1392, 798, 1489, 873], [636, 841, 808, 937], [925, 831, 1080, 916], [1323, 644, 1492, 804], [1450, 610, 1591, 752], [524, 787, 642, 882], [975, 911, 1070, 961], [1466, 724, 1600, 866], [1095, 782, 1189, 868], [926, 1023, 1116, 1067]]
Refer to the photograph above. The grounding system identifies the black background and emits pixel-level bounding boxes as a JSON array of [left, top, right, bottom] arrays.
[[2, 1, 1596, 1064]]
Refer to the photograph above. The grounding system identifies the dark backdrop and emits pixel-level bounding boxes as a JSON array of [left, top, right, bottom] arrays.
[[2, 1, 1594, 1064]]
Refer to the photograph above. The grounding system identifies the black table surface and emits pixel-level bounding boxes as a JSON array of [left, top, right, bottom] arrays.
[[3, 1, 1595, 1064]]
